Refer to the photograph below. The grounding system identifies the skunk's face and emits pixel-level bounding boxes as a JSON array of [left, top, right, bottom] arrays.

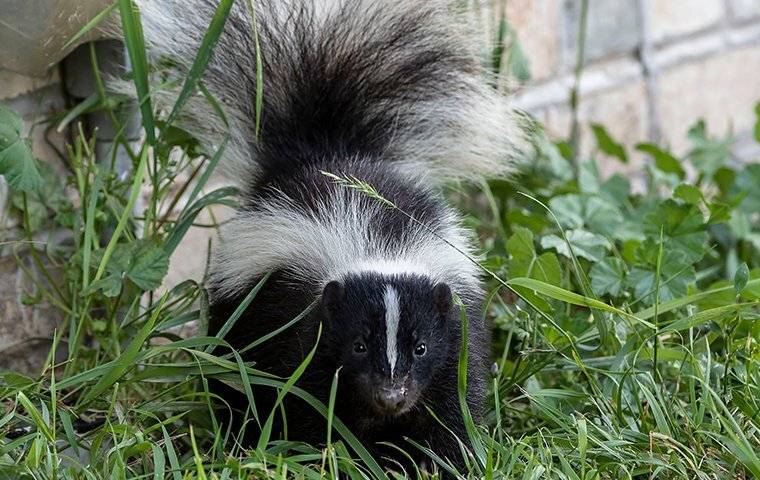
[[321, 274, 455, 417]]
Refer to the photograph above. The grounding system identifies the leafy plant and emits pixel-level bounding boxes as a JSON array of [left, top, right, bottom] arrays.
[[0, 105, 42, 192]]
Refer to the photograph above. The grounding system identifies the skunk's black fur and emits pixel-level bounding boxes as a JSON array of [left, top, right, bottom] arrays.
[[134, 0, 523, 473]]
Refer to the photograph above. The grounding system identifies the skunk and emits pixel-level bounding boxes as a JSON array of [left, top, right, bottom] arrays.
[[134, 0, 524, 472]]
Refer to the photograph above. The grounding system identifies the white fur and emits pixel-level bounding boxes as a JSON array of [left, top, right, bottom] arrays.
[[383, 286, 401, 377], [210, 188, 481, 299]]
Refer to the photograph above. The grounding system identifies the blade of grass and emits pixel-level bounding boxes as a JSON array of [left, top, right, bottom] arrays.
[[636, 278, 760, 320], [161, 0, 235, 133], [219, 374, 388, 479], [456, 298, 487, 465], [326, 367, 341, 478], [92, 146, 148, 284], [206, 272, 272, 352], [79, 294, 167, 406], [256, 324, 322, 450], [507, 277, 654, 329], [243, 0, 264, 137], [62, 3, 119, 51], [82, 161, 108, 291], [15, 392, 54, 443], [119, 0, 156, 146]]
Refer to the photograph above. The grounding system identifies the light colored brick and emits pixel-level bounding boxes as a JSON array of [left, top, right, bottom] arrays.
[[728, 22, 760, 46], [650, 0, 724, 44], [651, 31, 724, 71], [514, 56, 643, 111], [0, 256, 63, 374], [656, 45, 760, 154], [563, 0, 642, 64], [0, 69, 59, 101], [542, 78, 651, 180], [728, 0, 760, 22], [6, 85, 66, 123], [507, 0, 560, 81]]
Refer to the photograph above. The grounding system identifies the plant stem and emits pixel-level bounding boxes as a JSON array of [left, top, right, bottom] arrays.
[[569, 0, 589, 178]]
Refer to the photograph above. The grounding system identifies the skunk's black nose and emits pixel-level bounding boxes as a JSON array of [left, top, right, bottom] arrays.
[[374, 387, 407, 413]]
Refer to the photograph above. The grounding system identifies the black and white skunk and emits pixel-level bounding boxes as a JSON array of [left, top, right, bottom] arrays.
[[134, 0, 524, 471]]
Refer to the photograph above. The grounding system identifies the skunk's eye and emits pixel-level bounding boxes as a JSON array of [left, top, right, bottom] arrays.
[[414, 343, 427, 357], [353, 342, 367, 354]]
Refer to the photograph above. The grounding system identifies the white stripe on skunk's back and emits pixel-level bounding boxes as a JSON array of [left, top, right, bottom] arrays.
[[209, 187, 481, 298]]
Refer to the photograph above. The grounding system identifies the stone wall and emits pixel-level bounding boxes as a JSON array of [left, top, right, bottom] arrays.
[[506, 0, 760, 182], [0, 68, 67, 371]]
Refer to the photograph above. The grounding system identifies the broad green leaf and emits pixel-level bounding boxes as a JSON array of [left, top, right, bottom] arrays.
[[506, 226, 535, 261], [578, 160, 601, 194], [10, 162, 67, 232], [536, 133, 574, 182], [0, 104, 22, 133], [686, 119, 732, 179], [87, 276, 123, 298], [673, 184, 703, 205], [599, 174, 631, 207], [129, 241, 171, 290], [591, 124, 627, 163], [733, 164, 760, 214], [0, 105, 42, 191], [584, 196, 623, 237], [707, 200, 732, 224], [507, 36, 531, 83], [507, 227, 562, 311], [629, 249, 696, 305], [548, 195, 584, 230], [541, 229, 611, 262], [89, 240, 170, 297], [735, 262, 749, 293], [643, 200, 708, 263], [548, 194, 623, 237], [714, 166, 736, 195], [590, 257, 627, 297], [636, 142, 685, 179]]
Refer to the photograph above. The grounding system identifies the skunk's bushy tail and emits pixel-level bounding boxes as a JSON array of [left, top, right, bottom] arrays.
[[136, 0, 526, 187]]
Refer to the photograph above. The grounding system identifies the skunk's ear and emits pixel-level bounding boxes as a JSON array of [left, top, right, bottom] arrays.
[[322, 280, 344, 315], [433, 283, 452, 316]]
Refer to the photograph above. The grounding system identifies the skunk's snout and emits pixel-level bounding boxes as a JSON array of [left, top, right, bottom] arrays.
[[374, 387, 408, 414]]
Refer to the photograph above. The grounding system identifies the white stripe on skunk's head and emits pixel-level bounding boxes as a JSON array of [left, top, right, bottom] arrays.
[[320, 272, 457, 417], [383, 285, 401, 377]]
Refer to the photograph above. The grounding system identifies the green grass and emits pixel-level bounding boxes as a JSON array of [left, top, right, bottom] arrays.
[[1, 1, 760, 478]]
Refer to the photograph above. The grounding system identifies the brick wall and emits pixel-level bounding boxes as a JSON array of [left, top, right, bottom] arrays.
[[506, 0, 760, 182], [0, 69, 66, 372]]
